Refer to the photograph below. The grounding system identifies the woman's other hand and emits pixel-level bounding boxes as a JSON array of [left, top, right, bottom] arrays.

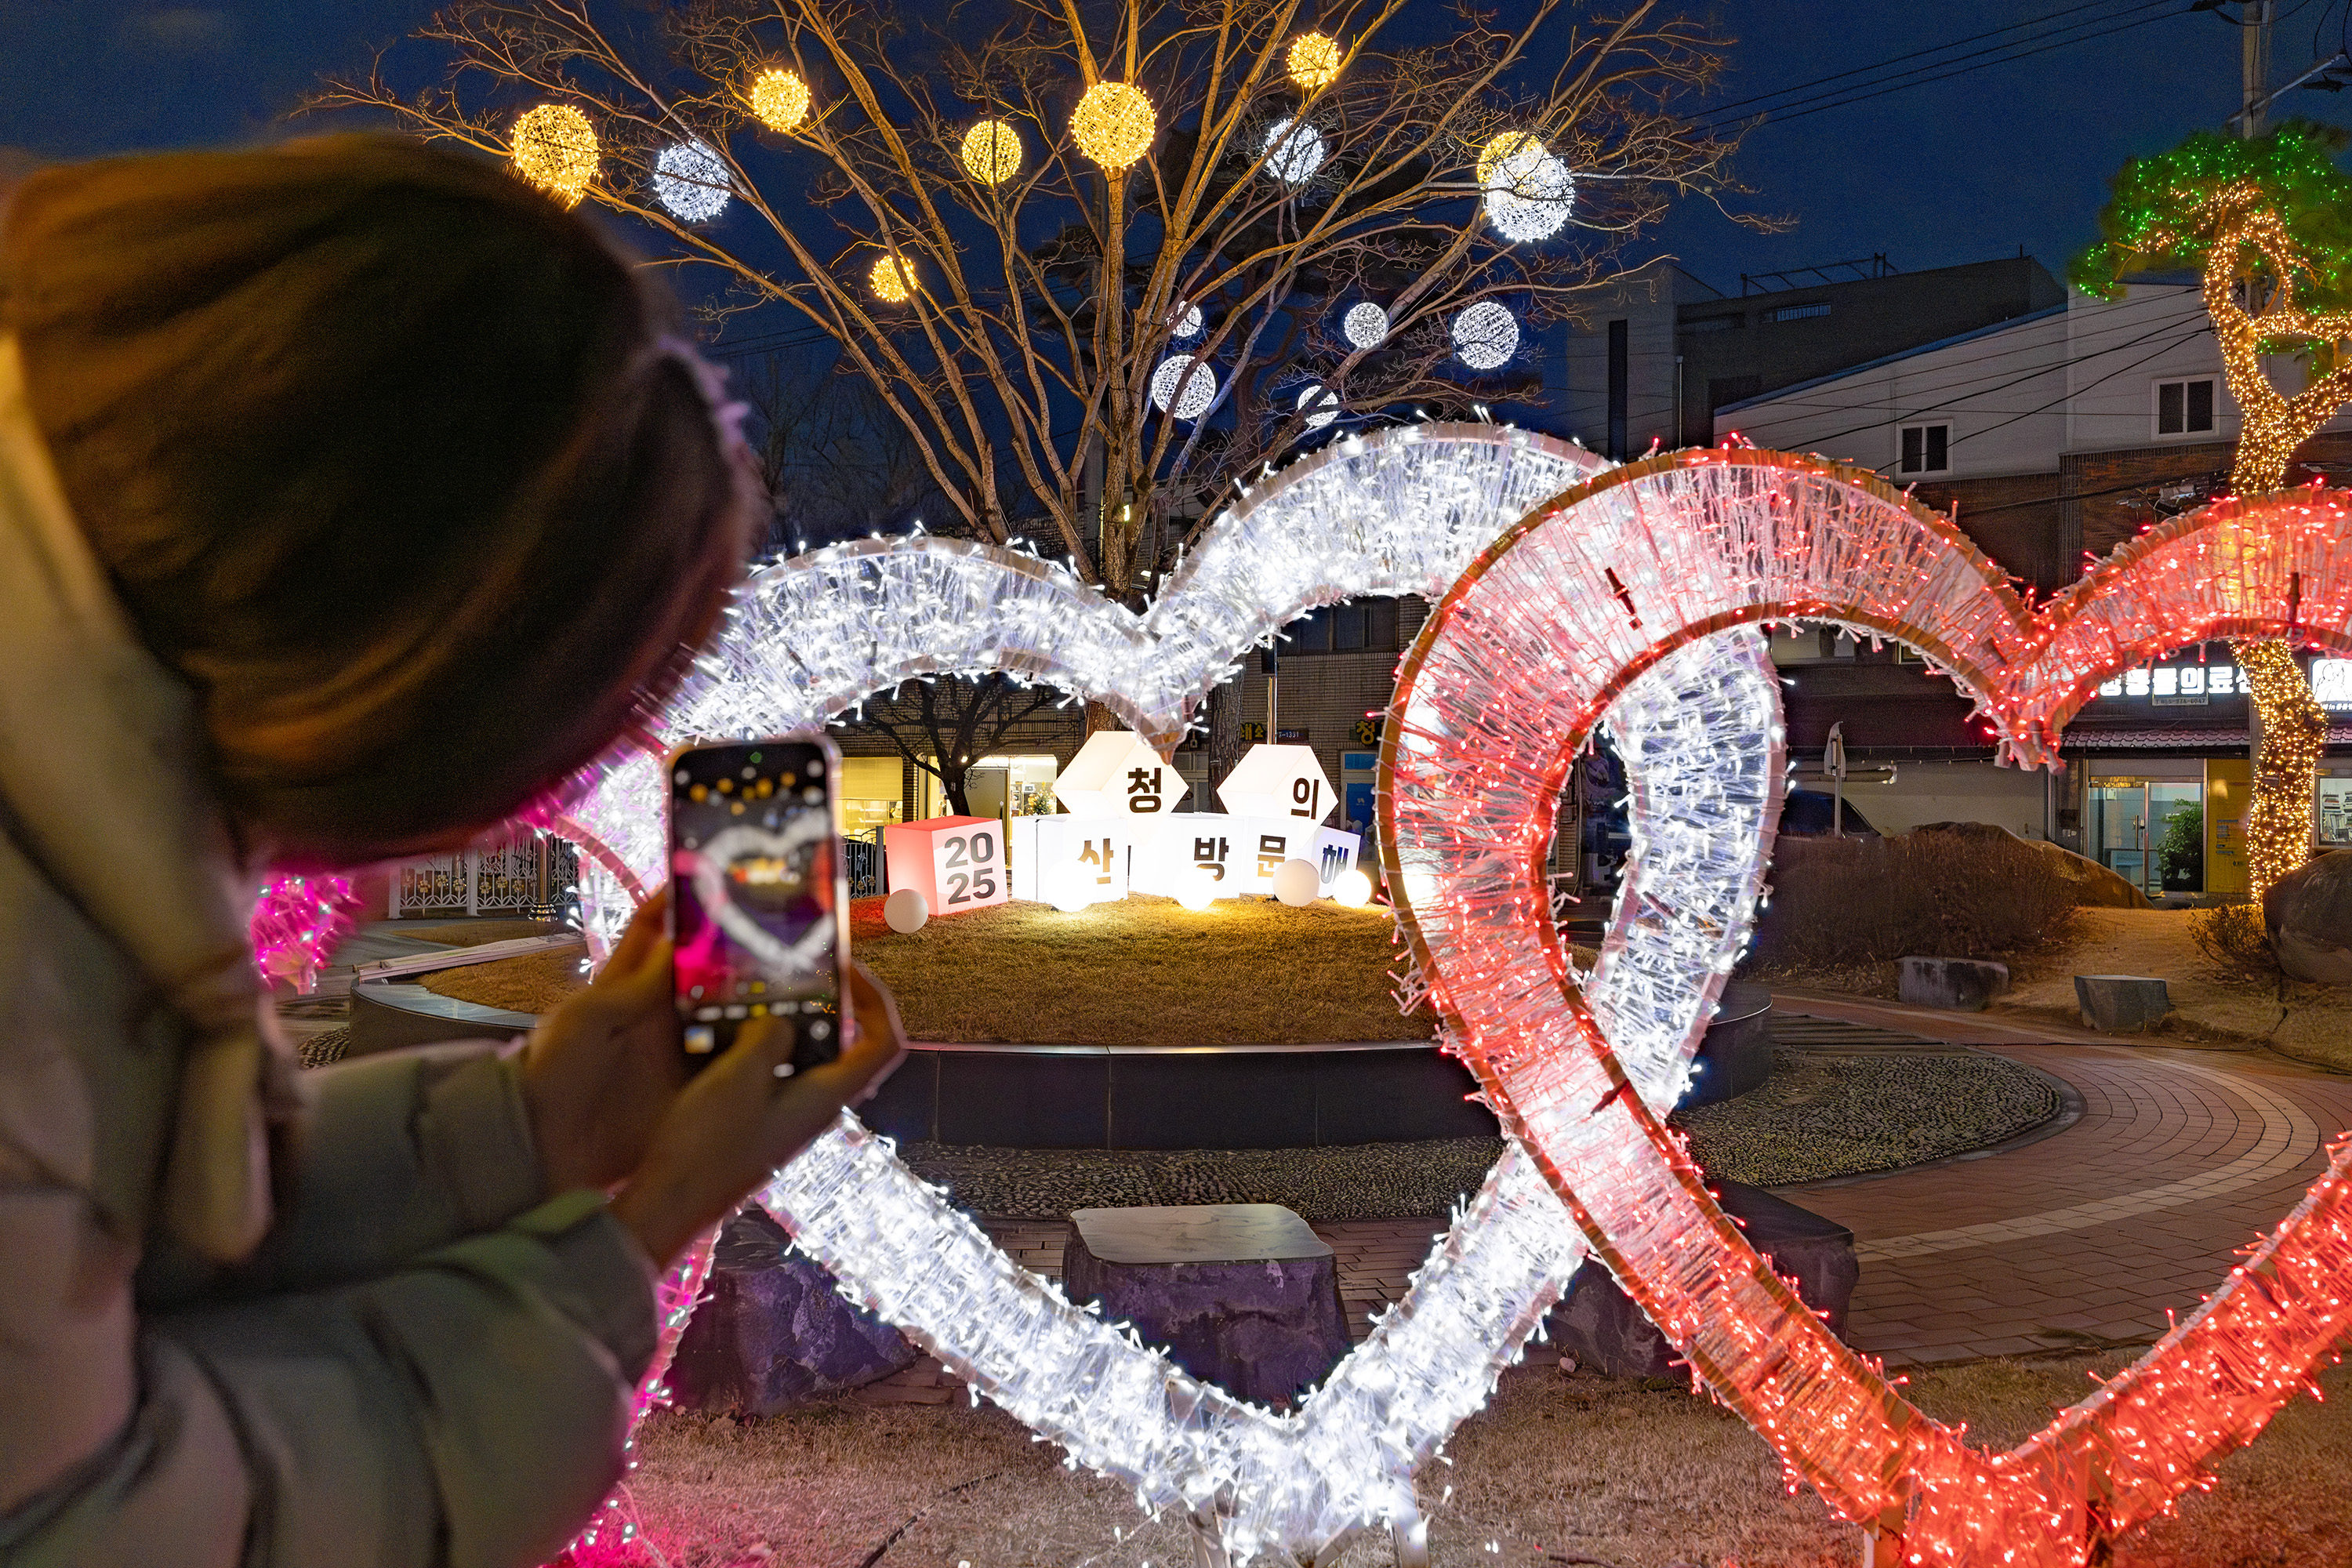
[[519, 888, 685, 1196], [608, 960, 906, 1268]]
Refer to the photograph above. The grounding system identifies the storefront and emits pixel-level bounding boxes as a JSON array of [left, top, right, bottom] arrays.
[[911, 753, 1062, 832]]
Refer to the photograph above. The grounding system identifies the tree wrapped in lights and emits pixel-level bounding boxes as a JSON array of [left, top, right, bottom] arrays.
[[2074, 124, 2349, 896], [318, 0, 1751, 608]]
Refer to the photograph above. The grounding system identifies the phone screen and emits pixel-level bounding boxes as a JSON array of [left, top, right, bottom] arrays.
[[670, 738, 846, 1075]]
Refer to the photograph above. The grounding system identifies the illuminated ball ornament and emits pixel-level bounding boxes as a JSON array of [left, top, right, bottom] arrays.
[[1260, 116, 1326, 186], [1149, 353, 1216, 420], [652, 139, 731, 222], [510, 103, 599, 207], [750, 67, 811, 132], [1331, 867, 1374, 907], [883, 887, 930, 934], [1071, 81, 1156, 170], [1341, 300, 1388, 350], [1287, 31, 1343, 90], [1451, 299, 1519, 369], [869, 254, 915, 303], [1167, 299, 1203, 340], [1272, 857, 1320, 906], [960, 118, 1023, 185], [1474, 130, 1541, 187], [1483, 138, 1574, 243], [1296, 382, 1340, 430], [1043, 860, 1094, 913], [1173, 865, 1219, 911]]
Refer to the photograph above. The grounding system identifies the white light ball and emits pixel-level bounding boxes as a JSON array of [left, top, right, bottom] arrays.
[[1261, 116, 1326, 186], [1167, 299, 1203, 339], [652, 138, 731, 222], [1297, 383, 1339, 430], [1174, 865, 1218, 912], [883, 887, 930, 933], [1043, 860, 1094, 913], [1272, 857, 1321, 906], [1332, 867, 1374, 907], [1482, 139, 1573, 243], [1149, 354, 1217, 420], [1342, 301, 1388, 350], [1452, 300, 1519, 371]]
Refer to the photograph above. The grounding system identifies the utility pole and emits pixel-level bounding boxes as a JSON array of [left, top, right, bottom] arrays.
[[2242, 0, 2274, 139]]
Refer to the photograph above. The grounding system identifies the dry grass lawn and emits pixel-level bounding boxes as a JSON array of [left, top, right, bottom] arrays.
[[621, 1349, 2352, 1567], [851, 895, 1432, 1044], [422, 896, 1432, 1045]]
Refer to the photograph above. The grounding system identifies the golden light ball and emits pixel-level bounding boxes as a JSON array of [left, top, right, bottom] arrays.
[[869, 254, 914, 303], [750, 67, 811, 132], [960, 118, 1024, 185], [1071, 81, 1156, 171], [510, 103, 599, 207], [1287, 32, 1343, 90], [1475, 130, 1543, 189]]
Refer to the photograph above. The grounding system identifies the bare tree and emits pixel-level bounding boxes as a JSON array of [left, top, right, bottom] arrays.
[[855, 673, 1065, 816], [739, 351, 949, 554], [320, 0, 1751, 604]]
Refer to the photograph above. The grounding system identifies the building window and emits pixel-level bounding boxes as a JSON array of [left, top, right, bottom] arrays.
[[1768, 302, 1831, 322], [2154, 376, 2216, 438], [1899, 422, 1951, 476], [1684, 313, 1743, 332]]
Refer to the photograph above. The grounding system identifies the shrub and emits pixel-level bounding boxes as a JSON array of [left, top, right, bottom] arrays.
[[2189, 901, 2278, 985], [1744, 827, 2084, 971]]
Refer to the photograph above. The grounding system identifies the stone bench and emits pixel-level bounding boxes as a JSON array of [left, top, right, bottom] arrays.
[[666, 1206, 916, 1415], [1062, 1203, 1350, 1407], [1897, 956, 2010, 1011], [1548, 1180, 1858, 1378], [2074, 974, 2172, 1032]]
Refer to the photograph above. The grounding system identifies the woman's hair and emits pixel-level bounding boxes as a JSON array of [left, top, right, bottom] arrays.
[[0, 135, 760, 863]]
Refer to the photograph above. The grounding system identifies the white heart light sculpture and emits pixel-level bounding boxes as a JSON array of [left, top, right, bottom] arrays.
[[539, 426, 1793, 1563]]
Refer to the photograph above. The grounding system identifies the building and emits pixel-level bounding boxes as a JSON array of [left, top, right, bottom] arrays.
[[1555, 253, 2065, 459], [1723, 276, 2352, 899]]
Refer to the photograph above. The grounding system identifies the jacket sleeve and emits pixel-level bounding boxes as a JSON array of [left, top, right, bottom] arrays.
[[140, 1040, 552, 1307], [14, 1191, 658, 1568]]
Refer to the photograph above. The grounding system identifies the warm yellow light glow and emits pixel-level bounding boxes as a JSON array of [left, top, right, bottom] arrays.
[[510, 103, 598, 207], [1071, 81, 1156, 171], [1287, 32, 1343, 90], [1332, 867, 1374, 907], [1174, 865, 1218, 912], [1475, 130, 1542, 189], [750, 67, 811, 133], [2234, 637, 2327, 899], [960, 118, 1023, 184], [869, 254, 914, 303]]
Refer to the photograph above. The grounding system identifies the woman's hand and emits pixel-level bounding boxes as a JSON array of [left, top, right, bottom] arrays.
[[521, 888, 686, 1196], [608, 960, 906, 1269]]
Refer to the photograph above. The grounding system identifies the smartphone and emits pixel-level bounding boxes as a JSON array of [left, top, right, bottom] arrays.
[[668, 736, 848, 1077]]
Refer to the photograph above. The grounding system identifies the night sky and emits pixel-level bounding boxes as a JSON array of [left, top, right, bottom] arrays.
[[0, 2, 2317, 304]]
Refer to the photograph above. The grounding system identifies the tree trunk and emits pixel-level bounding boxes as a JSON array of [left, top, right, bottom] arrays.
[[1207, 677, 1244, 800], [938, 761, 972, 818]]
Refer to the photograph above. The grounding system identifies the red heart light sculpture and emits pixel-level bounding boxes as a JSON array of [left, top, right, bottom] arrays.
[[1380, 446, 2352, 1566]]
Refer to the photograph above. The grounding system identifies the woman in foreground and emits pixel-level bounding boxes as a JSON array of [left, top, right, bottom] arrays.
[[0, 136, 901, 1565]]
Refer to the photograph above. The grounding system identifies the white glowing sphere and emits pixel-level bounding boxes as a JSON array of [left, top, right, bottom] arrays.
[[1168, 299, 1203, 339], [1332, 867, 1374, 907], [1297, 383, 1339, 430], [652, 139, 731, 222], [883, 887, 930, 933], [1174, 865, 1219, 912], [1341, 301, 1388, 350], [1452, 300, 1519, 371], [1261, 116, 1326, 186], [1272, 857, 1322, 906], [1043, 860, 1094, 913], [1150, 354, 1217, 419], [1483, 143, 1573, 243]]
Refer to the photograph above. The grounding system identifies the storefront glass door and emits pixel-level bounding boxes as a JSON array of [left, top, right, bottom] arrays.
[[2090, 779, 2205, 897]]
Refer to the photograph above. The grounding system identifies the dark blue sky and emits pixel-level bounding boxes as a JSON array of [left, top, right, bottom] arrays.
[[0, 2, 2320, 299]]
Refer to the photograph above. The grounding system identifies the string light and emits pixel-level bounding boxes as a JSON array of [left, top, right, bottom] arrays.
[[652, 139, 730, 222], [869, 254, 914, 303], [245, 873, 360, 993], [1149, 353, 1216, 419], [1071, 81, 1156, 170], [1261, 115, 1326, 186], [1474, 130, 1541, 187], [2235, 637, 2328, 898], [1383, 445, 2352, 1568], [960, 118, 1023, 185], [509, 103, 598, 207], [1481, 136, 1573, 243], [749, 67, 810, 132], [1287, 31, 1344, 90], [1451, 300, 1518, 369], [1342, 300, 1389, 349]]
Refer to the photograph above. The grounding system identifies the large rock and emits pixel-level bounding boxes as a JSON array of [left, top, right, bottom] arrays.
[[2267, 850, 2352, 985], [2074, 974, 2172, 1031], [1548, 1181, 1857, 1378], [1911, 822, 2151, 909], [1062, 1204, 1350, 1407], [1897, 956, 2010, 1011], [666, 1206, 916, 1414]]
